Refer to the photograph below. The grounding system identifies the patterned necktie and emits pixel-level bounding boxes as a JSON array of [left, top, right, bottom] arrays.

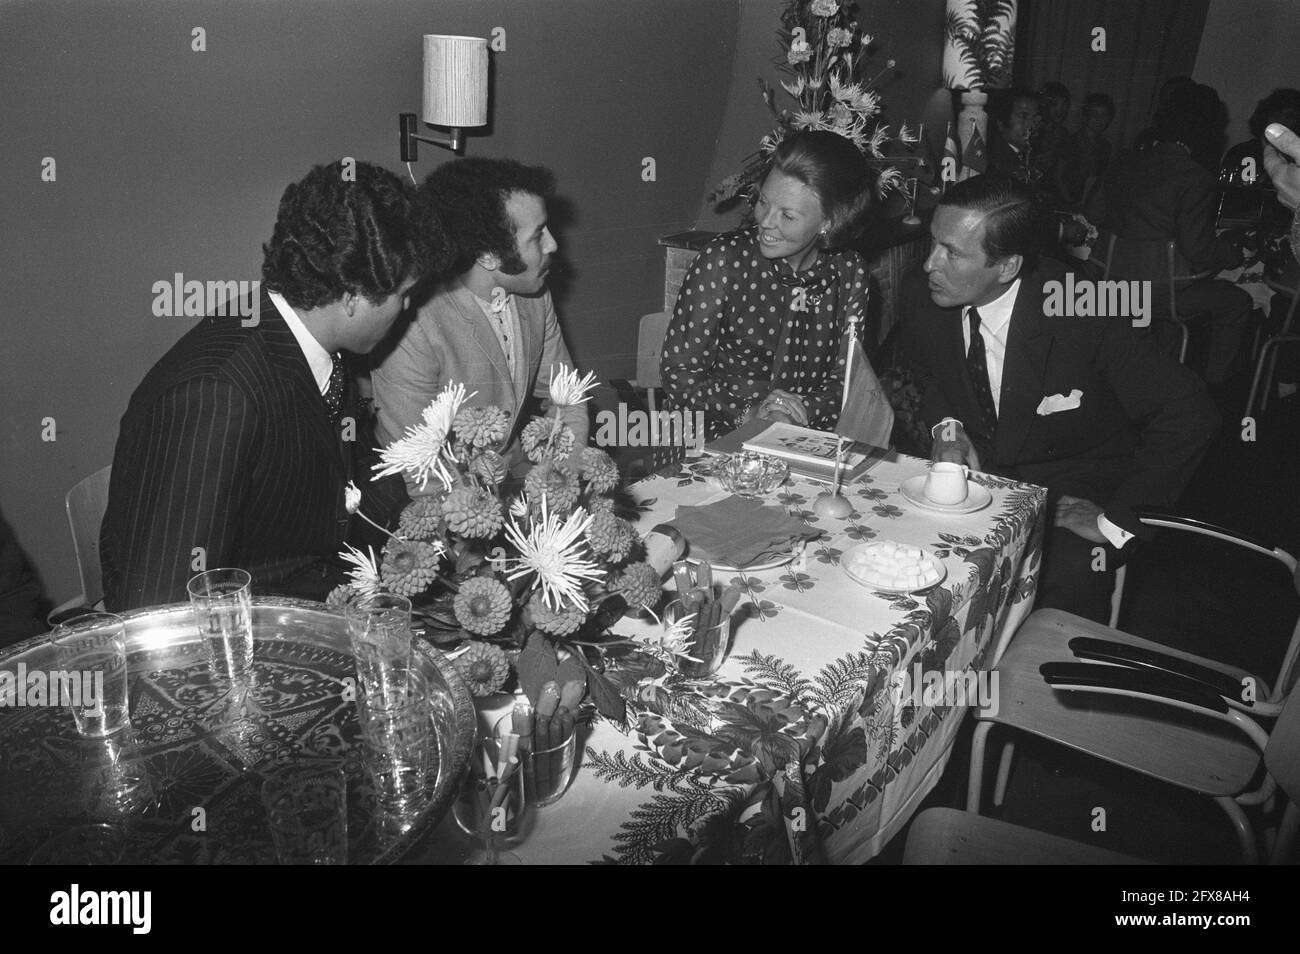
[[965, 307, 998, 440], [323, 352, 345, 425]]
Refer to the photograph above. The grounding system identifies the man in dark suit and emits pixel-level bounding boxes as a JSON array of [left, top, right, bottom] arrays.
[[101, 161, 433, 610], [902, 176, 1220, 622]]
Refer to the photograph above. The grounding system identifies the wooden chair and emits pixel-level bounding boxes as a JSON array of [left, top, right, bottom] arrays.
[[46, 466, 112, 624], [1244, 273, 1300, 419], [909, 656, 1300, 864], [607, 312, 686, 482], [968, 512, 1300, 864]]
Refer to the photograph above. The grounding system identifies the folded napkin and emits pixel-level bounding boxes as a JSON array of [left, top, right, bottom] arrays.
[[667, 497, 821, 568]]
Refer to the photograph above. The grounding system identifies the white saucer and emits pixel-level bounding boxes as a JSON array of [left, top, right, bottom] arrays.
[[900, 475, 991, 514], [841, 542, 947, 594]]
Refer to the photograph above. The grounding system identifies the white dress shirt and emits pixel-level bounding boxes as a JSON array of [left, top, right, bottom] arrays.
[[268, 290, 334, 395], [470, 291, 520, 378], [933, 279, 1133, 549]]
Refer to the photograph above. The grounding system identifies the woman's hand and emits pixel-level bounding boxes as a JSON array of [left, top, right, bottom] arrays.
[[1265, 124, 1300, 211], [759, 390, 809, 425]]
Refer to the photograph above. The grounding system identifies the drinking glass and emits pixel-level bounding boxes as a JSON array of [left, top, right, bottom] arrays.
[[493, 712, 576, 808], [51, 612, 130, 737], [345, 593, 413, 697], [664, 598, 732, 679], [356, 666, 431, 821], [187, 568, 255, 687], [453, 733, 527, 865], [261, 761, 349, 865]]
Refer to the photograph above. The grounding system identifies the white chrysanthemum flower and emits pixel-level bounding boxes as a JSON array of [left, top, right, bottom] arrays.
[[344, 480, 362, 515], [503, 498, 601, 612], [339, 543, 382, 598], [547, 365, 598, 408], [372, 382, 473, 491], [508, 494, 529, 520], [780, 77, 806, 99], [897, 121, 918, 145], [633, 608, 703, 666]]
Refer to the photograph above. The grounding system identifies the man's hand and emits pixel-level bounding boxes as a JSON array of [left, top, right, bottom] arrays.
[[1264, 124, 1300, 211], [930, 419, 981, 471], [1054, 494, 1107, 544]]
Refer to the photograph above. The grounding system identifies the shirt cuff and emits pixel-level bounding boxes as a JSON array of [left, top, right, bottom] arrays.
[[930, 417, 964, 439], [1097, 513, 1134, 549]]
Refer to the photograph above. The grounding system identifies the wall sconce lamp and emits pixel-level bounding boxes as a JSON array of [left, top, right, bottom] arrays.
[[399, 34, 489, 161]]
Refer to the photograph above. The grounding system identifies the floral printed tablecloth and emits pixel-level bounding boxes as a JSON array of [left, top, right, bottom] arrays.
[[416, 454, 1046, 865]]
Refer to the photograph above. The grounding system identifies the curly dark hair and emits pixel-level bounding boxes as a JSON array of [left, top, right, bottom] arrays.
[[261, 160, 435, 309], [1249, 88, 1300, 141], [1153, 82, 1228, 169], [421, 157, 556, 276]]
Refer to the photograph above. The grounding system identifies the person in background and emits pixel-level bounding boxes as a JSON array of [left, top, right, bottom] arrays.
[[660, 130, 886, 441], [370, 158, 587, 489], [1062, 92, 1115, 211], [101, 161, 431, 610], [0, 508, 47, 647], [1099, 82, 1250, 391], [988, 88, 1044, 190], [1036, 81, 1073, 205], [902, 176, 1218, 623]]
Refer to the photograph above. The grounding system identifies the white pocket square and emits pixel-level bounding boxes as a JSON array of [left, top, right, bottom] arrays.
[[1036, 389, 1083, 416]]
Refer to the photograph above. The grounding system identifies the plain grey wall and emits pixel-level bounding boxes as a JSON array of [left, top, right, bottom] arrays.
[[0, 0, 739, 603]]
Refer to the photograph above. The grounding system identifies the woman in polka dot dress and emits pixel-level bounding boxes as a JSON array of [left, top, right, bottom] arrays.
[[662, 130, 879, 440]]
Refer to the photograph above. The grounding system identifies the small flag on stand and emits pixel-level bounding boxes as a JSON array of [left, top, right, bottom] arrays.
[[835, 325, 894, 449]]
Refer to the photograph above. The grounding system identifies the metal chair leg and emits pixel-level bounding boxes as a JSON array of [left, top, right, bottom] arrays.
[[993, 739, 1016, 808], [1272, 801, 1299, 865], [1213, 796, 1258, 864], [968, 720, 993, 814]]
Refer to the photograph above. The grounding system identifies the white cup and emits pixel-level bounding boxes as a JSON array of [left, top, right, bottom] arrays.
[[924, 462, 969, 505]]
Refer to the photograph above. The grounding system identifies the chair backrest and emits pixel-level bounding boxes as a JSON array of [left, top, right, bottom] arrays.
[[635, 312, 671, 390], [66, 466, 111, 607], [1264, 678, 1300, 803]]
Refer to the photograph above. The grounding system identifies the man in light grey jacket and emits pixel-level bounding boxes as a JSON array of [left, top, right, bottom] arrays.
[[371, 158, 588, 493]]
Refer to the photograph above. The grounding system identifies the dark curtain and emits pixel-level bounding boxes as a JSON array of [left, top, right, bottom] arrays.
[[1015, 0, 1211, 153]]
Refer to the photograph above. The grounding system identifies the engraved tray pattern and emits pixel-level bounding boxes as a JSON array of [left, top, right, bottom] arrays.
[[0, 598, 475, 865]]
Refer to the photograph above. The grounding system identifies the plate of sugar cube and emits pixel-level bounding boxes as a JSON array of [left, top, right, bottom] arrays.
[[842, 541, 946, 594]]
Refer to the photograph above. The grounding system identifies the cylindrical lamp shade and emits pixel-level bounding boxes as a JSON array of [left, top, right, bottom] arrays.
[[423, 34, 488, 127], [942, 0, 1017, 90]]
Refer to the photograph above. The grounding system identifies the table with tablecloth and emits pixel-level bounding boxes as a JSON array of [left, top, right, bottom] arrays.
[[416, 454, 1046, 864]]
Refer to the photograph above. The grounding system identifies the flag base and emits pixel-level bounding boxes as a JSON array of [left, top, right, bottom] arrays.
[[813, 492, 854, 519]]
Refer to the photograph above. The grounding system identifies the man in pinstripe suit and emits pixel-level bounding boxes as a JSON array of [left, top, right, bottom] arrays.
[[101, 161, 433, 611]]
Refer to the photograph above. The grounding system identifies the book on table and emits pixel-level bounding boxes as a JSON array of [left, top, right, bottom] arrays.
[[704, 419, 891, 484]]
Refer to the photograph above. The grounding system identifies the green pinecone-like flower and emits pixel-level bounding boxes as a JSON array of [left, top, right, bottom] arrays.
[[454, 405, 510, 449], [442, 486, 504, 539], [453, 576, 513, 636], [527, 592, 587, 636], [587, 494, 616, 514], [325, 584, 355, 610], [524, 461, 581, 515], [453, 641, 511, 697], [577, 447, 619, 493], [381, 538, 441, 598], [520, 418, 575, 463], [398, 496, 444, 541], [612, 561, 662, 612], [586, 509, 634, 562]]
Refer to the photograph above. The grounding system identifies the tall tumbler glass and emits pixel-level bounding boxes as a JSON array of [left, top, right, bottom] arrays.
[[51, 612, 130, 737], [187, 568, 255, 688], [356, 666, 431, 823], [261, 761, 349, 865], [345, 593, 413, 699]]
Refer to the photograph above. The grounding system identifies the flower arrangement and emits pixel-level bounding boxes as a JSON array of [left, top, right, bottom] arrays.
[[709, 0, 918, 209], [333, 367, 665, 724]]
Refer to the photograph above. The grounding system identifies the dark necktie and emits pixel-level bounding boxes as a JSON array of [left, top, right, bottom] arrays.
[[965, 307, 998, 440], [323, 353, 345, 425]]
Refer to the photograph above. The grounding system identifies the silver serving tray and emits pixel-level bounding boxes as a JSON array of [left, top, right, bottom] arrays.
[[0, 598, 475, 865]]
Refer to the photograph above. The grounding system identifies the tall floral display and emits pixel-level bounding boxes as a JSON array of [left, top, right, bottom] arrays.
[[710, 0, 916, 209], [335, 370, 661, 724]]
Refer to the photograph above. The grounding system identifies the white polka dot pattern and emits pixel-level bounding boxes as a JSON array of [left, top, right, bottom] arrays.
[[660, 225, 870, 438]]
